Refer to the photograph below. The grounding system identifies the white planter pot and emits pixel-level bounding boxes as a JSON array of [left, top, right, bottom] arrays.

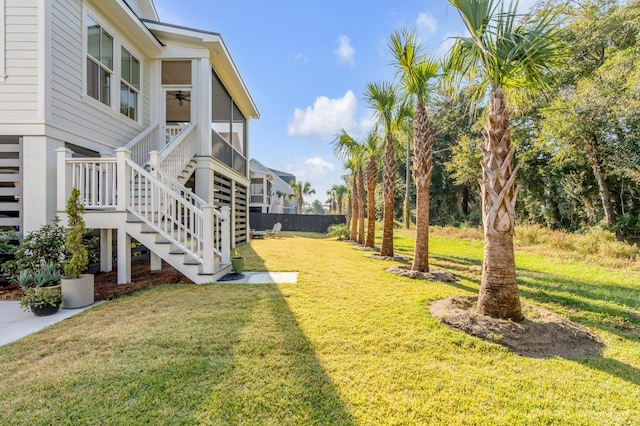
[[61, 274, 94, 309]]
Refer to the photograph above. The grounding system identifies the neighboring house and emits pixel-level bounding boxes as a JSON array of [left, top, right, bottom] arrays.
[[0, 0, 259, 283], [249, 159, 296, 214]]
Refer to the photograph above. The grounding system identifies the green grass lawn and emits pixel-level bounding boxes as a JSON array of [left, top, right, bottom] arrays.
[[1, 230, 639, 425]]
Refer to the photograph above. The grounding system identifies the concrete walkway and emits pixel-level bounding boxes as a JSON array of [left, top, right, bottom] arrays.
[[216, 272, 298, 284], [0, 302, 99, 347]]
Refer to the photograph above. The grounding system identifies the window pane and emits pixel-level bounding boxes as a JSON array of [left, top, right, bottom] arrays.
[[129, 90, 137, 120], [121, 48, 130, 84], [162, 61, 191, 85], [87, 58, 99, 100], [101, 31, 113, 69], [100, 67, 110, 106], [87, 17, 100, 59], [132, 57, 140, 90]]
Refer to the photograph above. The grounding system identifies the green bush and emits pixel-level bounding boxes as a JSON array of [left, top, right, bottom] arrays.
[[64, 188, 88, 279], [328, 224, 350, 241], [1, 217, 67, 282], [18, 287, 62, 311]]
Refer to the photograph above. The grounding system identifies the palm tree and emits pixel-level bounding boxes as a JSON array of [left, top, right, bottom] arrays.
[[363, 128, 382, 248], [289, 181, 316, 215], [333, 184, 348, 215], [333, 130, 366, 245], [447, 0, 564, 320], [364, 81, 401, 257], [390, 28, 440, 273]]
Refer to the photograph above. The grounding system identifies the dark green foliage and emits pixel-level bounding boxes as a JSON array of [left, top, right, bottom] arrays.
[[2, 218, 67, 282], [64, 188, 89, 279], [328, 223, 350, 240]]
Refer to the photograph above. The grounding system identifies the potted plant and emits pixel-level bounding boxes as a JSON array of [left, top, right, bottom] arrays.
[[19, 287, 62, 316], [60, 188, 94, 309], [231, 248, 244, 274]]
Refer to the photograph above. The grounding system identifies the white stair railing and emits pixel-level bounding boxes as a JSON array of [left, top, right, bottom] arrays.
[[123, 123, 162, 166], [56, 147, 231, 274], [158, 123, 197, 180]]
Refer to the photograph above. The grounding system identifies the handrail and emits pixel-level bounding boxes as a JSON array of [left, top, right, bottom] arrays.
[[158, 123, 197, 180], [125, 158, 224, 263], [66, 158, 118, 209], [123, 123, 162, 166]]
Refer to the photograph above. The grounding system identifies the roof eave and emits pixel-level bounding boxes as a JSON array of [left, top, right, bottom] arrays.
[[143, 20, 260, 120]]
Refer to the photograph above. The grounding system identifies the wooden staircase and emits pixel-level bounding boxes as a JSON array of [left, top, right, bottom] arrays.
[[56, 123, 232, 284]]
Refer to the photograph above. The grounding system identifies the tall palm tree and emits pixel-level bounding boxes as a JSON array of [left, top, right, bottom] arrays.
[[363, 128, 382, 248], [390, 28, 440, 273], [333, 130, 366, 245], [326, 188, 337, 213], [333, 184, 348, 215], [364, 81, 400, 257], [447, 0, 564, 320], [289, 181, 316, 215]]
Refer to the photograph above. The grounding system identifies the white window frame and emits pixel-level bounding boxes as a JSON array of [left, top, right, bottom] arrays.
[[83, 7, 143, 123], [0, 0, 6, 83], [120, 47, 140, 121], [86, 15, 113, 106]]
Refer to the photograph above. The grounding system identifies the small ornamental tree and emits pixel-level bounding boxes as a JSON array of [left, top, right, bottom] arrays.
[[64, 188, 88, 279]]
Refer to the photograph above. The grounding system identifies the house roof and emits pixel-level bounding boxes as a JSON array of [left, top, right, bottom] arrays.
[[142, 20, 260, 121], [87, 0, 163, 55]]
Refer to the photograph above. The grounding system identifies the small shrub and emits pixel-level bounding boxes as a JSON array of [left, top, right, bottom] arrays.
[[2, 218, 67, 281], [18, 288, 62, 311], [328, 224, 350, 241], [64, 188, 89, 279]]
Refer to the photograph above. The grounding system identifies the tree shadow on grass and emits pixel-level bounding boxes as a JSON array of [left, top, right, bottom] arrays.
[[196, 244, 355, 425]]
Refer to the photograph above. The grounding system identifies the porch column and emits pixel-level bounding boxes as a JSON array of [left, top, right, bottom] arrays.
[[100, 229, 113, 272], [117, 226, 131, 284], [194, 156, 215, 203], [146, 151, 162, 271], [23, 137, 64, 233], [115, 148, 131, 284]]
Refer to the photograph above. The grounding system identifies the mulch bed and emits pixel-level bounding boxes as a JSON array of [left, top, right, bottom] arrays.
[[386, 265, 459, 283], [429, 296, 604, 358], [0, 259, 191, 302]]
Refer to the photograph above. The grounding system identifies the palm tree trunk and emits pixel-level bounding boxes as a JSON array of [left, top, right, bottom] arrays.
[[411, 103, 433, 272], [357, 166, 365, 245], [345, 196, 352, 234], [365, 156, 378, 248], [380, 132, 395, 257], [351, 177, 358, 241], [477, 87, 523, 321], [404, 139, 411, 229]]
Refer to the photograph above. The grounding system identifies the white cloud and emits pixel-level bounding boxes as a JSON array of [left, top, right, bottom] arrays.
[[294, 53, 309, 63], [288, 90, 358, 138], [335, 35, 355, 65], [416, 11, 438, 35], [284, 157, 338, 206]]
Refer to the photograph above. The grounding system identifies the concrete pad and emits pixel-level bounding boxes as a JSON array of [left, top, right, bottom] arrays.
[[0, 302, 101, 347], [216, 272, 298, 284]]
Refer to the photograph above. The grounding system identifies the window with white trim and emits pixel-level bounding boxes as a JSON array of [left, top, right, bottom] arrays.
[[86, 16, 113, 106], [120, 47, 140, 120]]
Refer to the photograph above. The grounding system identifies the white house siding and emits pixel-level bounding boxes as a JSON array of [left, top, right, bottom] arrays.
[[123, 0, 144, 17], [49, 0, 151, 153], [0, 0, 39, 122]]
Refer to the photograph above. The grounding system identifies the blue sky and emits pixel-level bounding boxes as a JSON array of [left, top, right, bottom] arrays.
[[153, 0, 536, 205]]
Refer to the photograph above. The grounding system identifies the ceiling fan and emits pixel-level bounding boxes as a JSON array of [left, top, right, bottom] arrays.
[[169, 90, 191, 106]]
